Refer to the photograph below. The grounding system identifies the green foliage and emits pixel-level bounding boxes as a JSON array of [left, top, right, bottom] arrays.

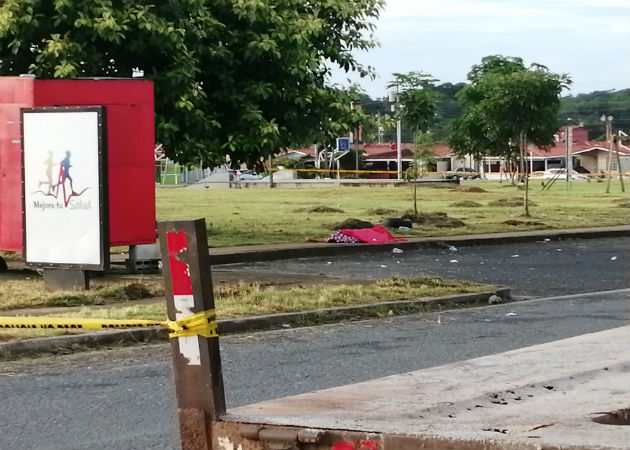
[[449, 55, 571, 161], [388, 71, 439, 134], [559, 89, 630, 139], [0, 0, 384, 167], [449, 55, 570, 215]]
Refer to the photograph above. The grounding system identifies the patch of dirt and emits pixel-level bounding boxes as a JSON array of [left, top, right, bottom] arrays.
[[457, 186, 487, 193], [401, 211, 466, 228], [503, 220, 545, 226], [450, 200, 483, 208], [123, 283, 153, 300], [296, 205, 345, 213], [330, 218, 374, 229], [488, 197, 538, 207], [366, 208, 398, 215]]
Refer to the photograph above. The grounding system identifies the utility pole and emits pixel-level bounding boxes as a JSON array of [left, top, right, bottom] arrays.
[[565, 125, 573, 191], [565, 118, 584, 190], [602, 115, 613, 193], [390, 86, 402, 180], [351, 101, 360, 179], [614, 135, 625, 192]]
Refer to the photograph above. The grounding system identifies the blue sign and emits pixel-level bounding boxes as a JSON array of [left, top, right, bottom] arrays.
[[336, 138, 350, 151]]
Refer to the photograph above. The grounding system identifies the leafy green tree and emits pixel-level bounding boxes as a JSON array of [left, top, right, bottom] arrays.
[[388, 71, 439, 135], [449, 55, 570, 215], [388, 72, 439, 215], [405, 132, 436, 215], [0, 0, 384, 167]]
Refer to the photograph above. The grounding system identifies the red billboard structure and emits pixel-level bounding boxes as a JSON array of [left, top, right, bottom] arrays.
[[0, 77, 156, 255]]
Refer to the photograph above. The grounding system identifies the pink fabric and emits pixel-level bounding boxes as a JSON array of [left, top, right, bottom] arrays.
[[338, 224, 407, 244]]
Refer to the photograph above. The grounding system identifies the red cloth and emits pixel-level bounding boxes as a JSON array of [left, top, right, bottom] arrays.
[[338, 224, 406, 244]]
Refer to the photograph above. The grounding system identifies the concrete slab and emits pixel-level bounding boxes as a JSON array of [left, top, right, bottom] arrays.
[[226, 326, 630, 449]]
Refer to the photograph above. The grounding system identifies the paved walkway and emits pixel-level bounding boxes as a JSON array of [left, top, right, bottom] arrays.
[[225, 326, 630, 450]]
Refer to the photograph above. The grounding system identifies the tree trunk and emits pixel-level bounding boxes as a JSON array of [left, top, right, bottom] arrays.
[[521, 131, 530, 217], [413, 129, 418, 217], [615, 138, 625, 192]]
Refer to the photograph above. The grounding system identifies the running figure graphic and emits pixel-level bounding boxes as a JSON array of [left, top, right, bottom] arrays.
[[59, 150, 76, 194]]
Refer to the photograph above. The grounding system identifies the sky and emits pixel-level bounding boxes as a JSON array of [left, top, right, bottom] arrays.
[[332, 0, 630, 99]]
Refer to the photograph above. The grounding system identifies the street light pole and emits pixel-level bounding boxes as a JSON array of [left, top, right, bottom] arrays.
[[565, 118, 584, 189], [396, 115, 402, 180], [390, 85, 402, 180], [602, 115, 614, 193]]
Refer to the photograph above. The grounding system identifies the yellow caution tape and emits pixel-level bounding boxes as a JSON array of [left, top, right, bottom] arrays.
[[0, 309, 218, 339], [165, 309, 218, 339]]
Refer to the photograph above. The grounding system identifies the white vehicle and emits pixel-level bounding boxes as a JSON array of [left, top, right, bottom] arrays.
[[542, 168, 587, 180], [232, 169, 261, 181]]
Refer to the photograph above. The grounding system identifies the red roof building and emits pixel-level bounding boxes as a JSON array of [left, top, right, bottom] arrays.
[[282, 126, 628, 178]]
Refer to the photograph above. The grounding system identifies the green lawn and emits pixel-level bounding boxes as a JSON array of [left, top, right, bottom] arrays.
[[156, 180, 629, 247]]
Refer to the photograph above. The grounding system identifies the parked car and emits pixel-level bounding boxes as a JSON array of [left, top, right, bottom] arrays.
[[443, 167, 480, 180], [541, 168, 587, 180], [232, 169, 262, 181]]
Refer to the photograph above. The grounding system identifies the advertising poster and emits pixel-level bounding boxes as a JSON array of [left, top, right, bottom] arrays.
[[22, 107, 107, 269]]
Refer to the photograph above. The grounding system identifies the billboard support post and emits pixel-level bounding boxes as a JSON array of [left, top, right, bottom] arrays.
[[43, 268, 88, 291]]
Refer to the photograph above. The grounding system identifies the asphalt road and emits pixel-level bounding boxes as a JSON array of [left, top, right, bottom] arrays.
[[1, 289, 628, 450], [226, 236, 630, 297]]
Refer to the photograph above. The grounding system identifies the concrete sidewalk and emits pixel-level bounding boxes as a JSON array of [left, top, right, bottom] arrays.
[[219, 326, 630, 450]]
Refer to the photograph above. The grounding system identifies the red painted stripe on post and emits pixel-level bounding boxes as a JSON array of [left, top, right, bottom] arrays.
[[166, 230, 193, 296]]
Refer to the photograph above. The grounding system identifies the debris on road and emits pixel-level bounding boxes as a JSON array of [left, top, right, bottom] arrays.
[[448, 246, 458, 252], [488, 295, 502, 305], [611, 256, 618, 261], [450, 259, 458, 263], [392, 248, 404, 254], [505, 312, 518, 317]]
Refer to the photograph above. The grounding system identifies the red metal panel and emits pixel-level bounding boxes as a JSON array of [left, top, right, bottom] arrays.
[[0, 77, 156, 252], [0, 78, 35, 252], [101, 103, 156, 246], [34, 78, 153, 106]]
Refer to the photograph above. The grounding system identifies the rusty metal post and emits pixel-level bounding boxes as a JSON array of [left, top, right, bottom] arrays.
[[158, 219, 225, 450]]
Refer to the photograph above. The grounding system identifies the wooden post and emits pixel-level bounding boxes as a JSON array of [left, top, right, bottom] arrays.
[[614, 137, 626, 192], [158, 219, 225, 450]]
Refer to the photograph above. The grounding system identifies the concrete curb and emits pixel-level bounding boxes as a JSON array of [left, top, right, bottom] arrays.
[[0, 288, 509, 359], [208, 226, 630, 265]]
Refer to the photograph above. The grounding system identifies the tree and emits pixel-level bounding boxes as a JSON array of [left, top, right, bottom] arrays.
[[388, 72, 439, 215], [449, 55, 571, 215], [0, 0, 384, 167], [405, 131, 436, 215]]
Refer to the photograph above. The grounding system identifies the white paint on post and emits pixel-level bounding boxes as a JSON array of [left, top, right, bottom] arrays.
[[174, 294, 201, 365]]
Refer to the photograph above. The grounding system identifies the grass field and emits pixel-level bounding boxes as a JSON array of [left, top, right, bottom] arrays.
[[156, 180, 629, 247], [0, 276, 493, 341]]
